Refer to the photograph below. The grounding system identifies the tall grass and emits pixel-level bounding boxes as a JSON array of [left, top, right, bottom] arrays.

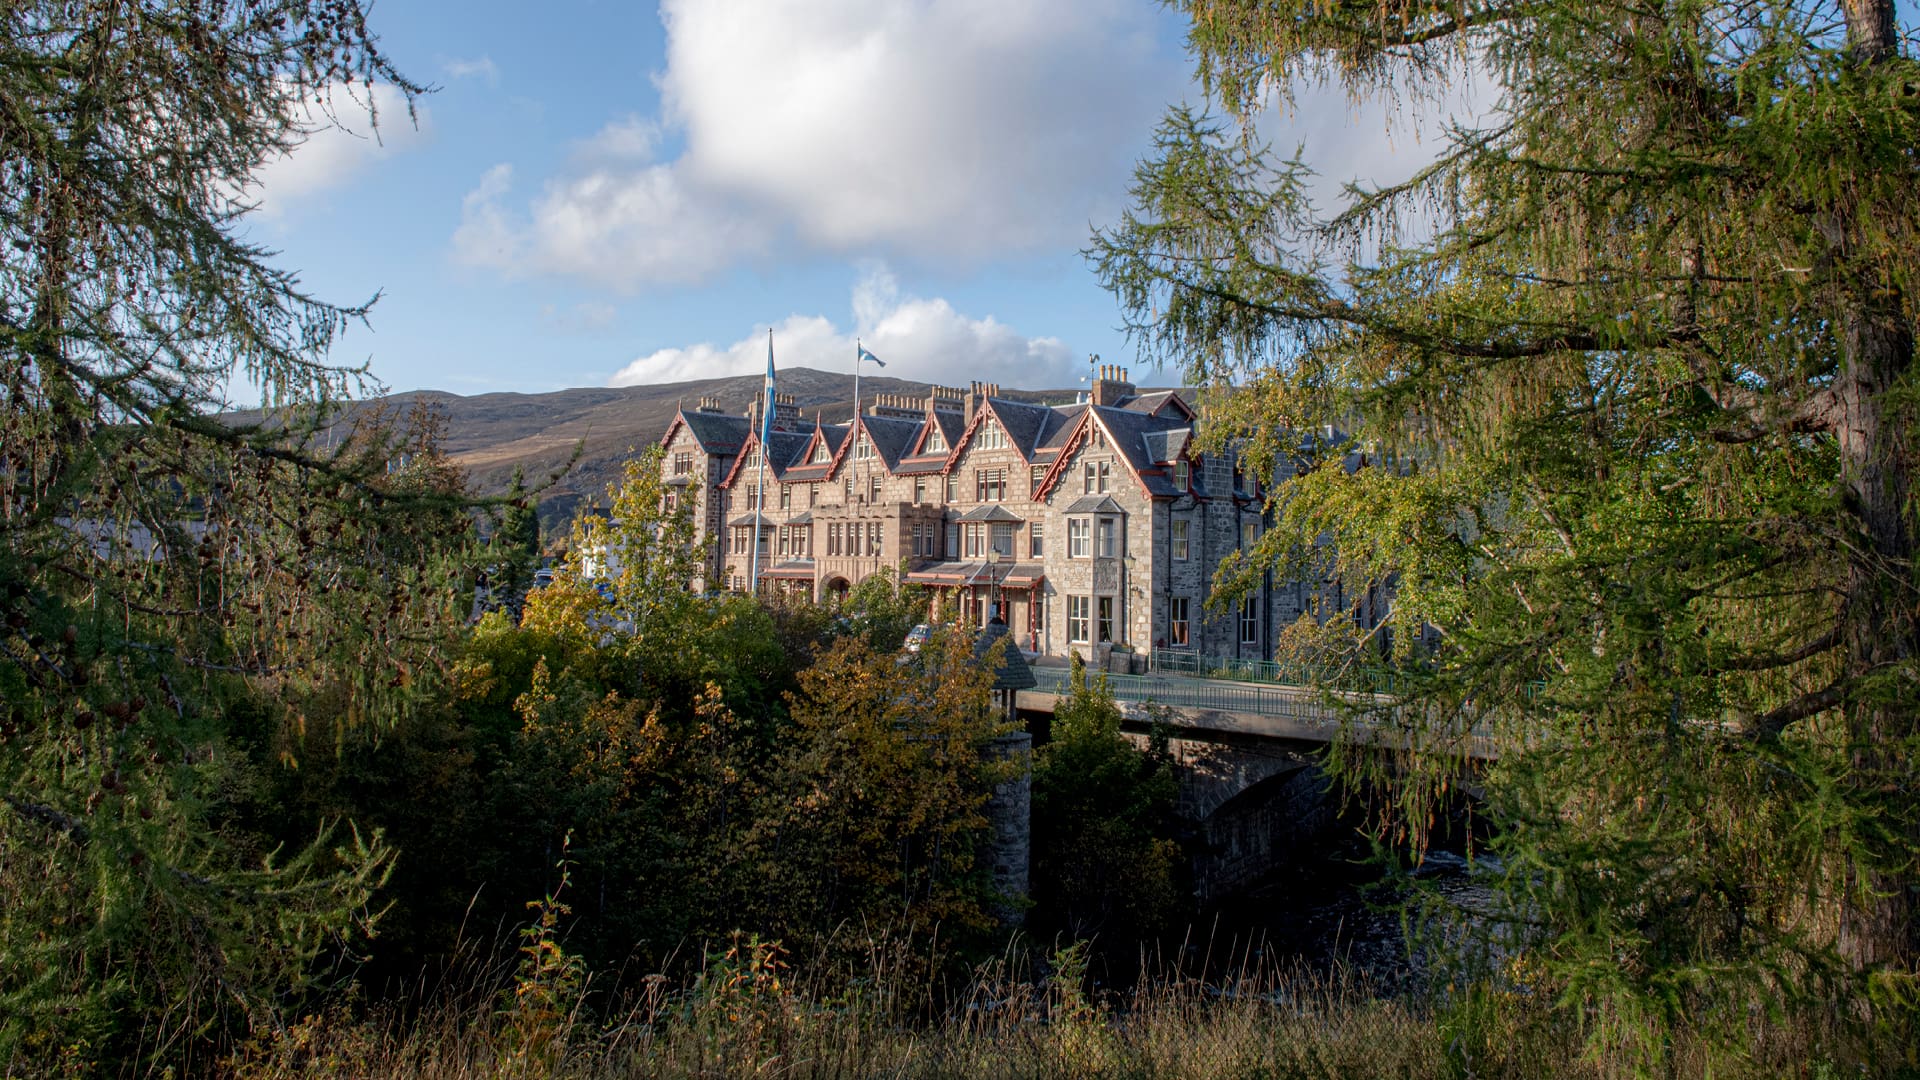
[[230, 925, 1878, 1080]]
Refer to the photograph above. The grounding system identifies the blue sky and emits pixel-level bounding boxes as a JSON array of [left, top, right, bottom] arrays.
[[241, 0, 1474, 398]]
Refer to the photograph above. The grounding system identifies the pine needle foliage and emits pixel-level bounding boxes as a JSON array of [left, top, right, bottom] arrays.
[[1092, 0, 1920, 1060], [1, 0, 475, 1068]]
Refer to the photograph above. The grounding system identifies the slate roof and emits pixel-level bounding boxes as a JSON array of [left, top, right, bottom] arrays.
[[765, 429, 817, 474], [1090, 405, 1193, 498], [859, 414, 923, 468], [924, 408, 966, 453], [974, 620, 1037, 690], [1063, 495, 1125, 514], [1121, 390, 1193, 419], [958, 504, 1024, 522], [778, 423, 850, 483], [1034, 403, 1087, 451], [1140, 427, 1191, 465], [674, 410, 750, 454], [984, 397, 1056, 459]]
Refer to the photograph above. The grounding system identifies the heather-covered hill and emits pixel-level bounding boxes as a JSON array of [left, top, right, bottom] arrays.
[[383, 369, 1079, 531]]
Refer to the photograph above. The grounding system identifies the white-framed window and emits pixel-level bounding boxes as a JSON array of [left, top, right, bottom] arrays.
[[844, 474, 854, 500], [1067, 596, 1090, 643], [976, 468, 1006, 502], [977, 419, 1008, 450], [1096, 516, 1118, 559], [914, 478, 927, 503], [868, 474, 881, 502], [945, 473, 959, 501], [945, 523, 959, 557], [1172, 519, 1189, 561], [963, 523, 985, 558], [1029, 523, 1044, 558], [1031, 464, 1048, 495], [869, 521, 883, 556], [854, 434, 875, 460], [926, 427, 947, 453], [990, 523, 1015, 557], [1240, 595, 1260, 645], [780, 485, 792, 510], [1173, 459, 1190, 489], [810, 439, 830, 463], [1169, 597, 1190, 646], [1068, 518, 1090, 558], [1097, 596, 1115, 643], [1241, 520, 1257, 549], [673, 452, 693, 475], [1082, 460, 1111, 494]]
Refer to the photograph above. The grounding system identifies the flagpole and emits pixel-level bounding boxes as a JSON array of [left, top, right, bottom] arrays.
[[852, 338, 863, 505], [749, 329, 774, 596]]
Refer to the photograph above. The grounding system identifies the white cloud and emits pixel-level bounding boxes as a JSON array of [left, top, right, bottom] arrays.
[[443, 55, 499, 83], [451, 151, 766, 285], [608, 265, 1074, 388], [248, 83, 426, 215], [659, 0, 1185, 259], [454, 0, 1188, 288]]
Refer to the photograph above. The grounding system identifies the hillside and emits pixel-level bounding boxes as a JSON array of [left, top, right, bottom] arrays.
[[380, 369, 1085, 532]]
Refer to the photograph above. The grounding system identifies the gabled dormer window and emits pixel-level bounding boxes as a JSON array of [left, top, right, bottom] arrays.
[[854, 434, 875, 461], [925, 427, 947, 454], [810, 439, 830, 463], [977, 419, 1007, 450]]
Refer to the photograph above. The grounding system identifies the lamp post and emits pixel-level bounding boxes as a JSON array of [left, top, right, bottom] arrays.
[[985, 548, 1002, 624]]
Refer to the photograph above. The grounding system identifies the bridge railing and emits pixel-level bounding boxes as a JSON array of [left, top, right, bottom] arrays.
[[1031, 667, 1332, 721], [1027, 667, 1502, 759], [1148, 648, 1404, 696]]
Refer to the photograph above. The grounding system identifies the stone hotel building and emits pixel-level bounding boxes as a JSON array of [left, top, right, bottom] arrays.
[[659, 367, 1379, 662]]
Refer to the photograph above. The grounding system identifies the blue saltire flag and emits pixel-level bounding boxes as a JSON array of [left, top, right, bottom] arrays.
[[761, 331, 776, 442], [857, 344, 885, 368]]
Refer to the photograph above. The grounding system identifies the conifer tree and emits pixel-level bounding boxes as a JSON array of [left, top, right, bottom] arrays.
[[0, 0, 466, 1065], [1094, 0, 1918, 1044]]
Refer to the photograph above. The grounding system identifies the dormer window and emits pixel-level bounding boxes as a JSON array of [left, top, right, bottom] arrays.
[[925, 427, 947, 454], [810, 440, 830, 463], [854, 434, 876, 461], [977, 419, 1007, 450], [1173, 459, 1190, 489]]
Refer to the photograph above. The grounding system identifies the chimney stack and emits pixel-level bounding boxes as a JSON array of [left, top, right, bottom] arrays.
[[1091, 364, 1135, 408]]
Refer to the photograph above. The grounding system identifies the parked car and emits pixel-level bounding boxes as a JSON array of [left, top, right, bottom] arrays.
[[532, 568, 555, 589], [903, 623, 934, 654]]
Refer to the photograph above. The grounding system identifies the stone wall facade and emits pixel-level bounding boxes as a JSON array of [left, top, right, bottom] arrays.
[[658, 373, 1387, 663]]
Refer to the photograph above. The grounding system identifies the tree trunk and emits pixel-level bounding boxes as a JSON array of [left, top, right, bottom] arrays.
[[1835, 309, 1918, 972], [1832, 0, 1918, 975]]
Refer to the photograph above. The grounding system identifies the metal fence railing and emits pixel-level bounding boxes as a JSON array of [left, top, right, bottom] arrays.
[[1147, 648, 1404, 696], [1030, 667, 1332, 722]]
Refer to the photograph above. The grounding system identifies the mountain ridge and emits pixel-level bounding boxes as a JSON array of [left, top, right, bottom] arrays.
[[380, 367, 1098, 531]]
